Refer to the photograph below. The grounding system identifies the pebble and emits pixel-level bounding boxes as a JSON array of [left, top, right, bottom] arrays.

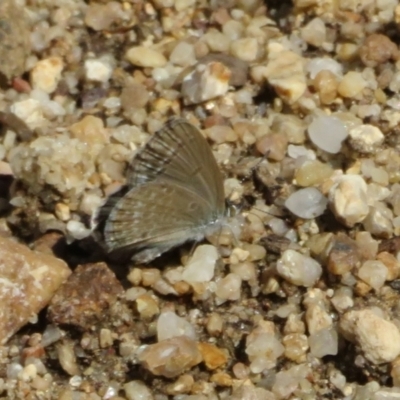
[[84, 58, 113, 83], [285, 187, 328, 219], [157, 311, 196, 341], [308, 327, 338, 358], [376, 251, 400, 280], [340, 309, 400, 364], [327, 233, 360, 275], [307, 57, 343, 79], [295, 159, 333, 187], [202, 30, 230, 53], [272, 364, 311, 399], [255, 133, 288, 161], [264, 44, 306, 104], [328, 174, 369, 227], [9, 99, 46, 129], [301, 17, 326, 47], [57, 341, 80, 376], [30, 57, 64, 93], [204, 125, 238, 143], [231, 385, 276, 400], [136, 294, 159, 320], [313, 70, 338, 104], [121, 83, 150, 111], [357, 260, 388, 291], [359, 33, 399, 67], [169, 41, 196, 67], [84, 2, 125, 31], [0, 0, 31, 80], [338, 71, 367, 98], [198, 342, 228, 370], [138, 336, 202, 378], [282, 333, 309, 362], [48, 263, 124, 330], [245, 322, 284, 373], [230, 38, 259, 62], [348, 124, 384, 153], [271, 114, 307, 144], [198, 53, 249, 87], [125, 46, 167, 68], [363, 206, 393, 238], [0, 236, 70, 344], [181, 61, 231, 104], [206, 313, 223, 336], [180, 244, 218, 284], [215, 273, 242, 302], [277, 249, 322, 287], [124, 380, 153, 400], [308, 115, 348, 154]]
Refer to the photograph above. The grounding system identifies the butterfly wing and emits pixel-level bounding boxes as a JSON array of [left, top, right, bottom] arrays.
[[126, 119, 225, 217], [104, 180, 219, 262]]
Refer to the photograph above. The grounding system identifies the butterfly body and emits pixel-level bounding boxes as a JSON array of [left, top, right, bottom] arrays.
[[99, 119, 226, 263]]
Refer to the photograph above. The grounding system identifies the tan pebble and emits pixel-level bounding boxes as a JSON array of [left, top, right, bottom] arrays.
[[328, 174, 369, 227], [126, 46, 167, 68], [301, 17, 326, 47], [165, 374, 194, 395], [264, 45, 306, 104], [206, 313, 223, 336], [127, 268, 142, 286], [313, 70, 338, 104], [210, 372, 233, 386], [354, 280, 371, 297], [359, 33, 399, 67], [57, 341, 80, 376], [142, 268, 161, 286], [198, 342, 228, 370], [283, 333, 309, 362], [30, 57, 63, 94], [204, 124, 238, 144], [340, 309, 400, 364], [120, 83, 149, 111], [136, 294, 160, 320], [336, 42, 359, 61], [230, 38, 259, 62], [377, 251, 400, 281], [232, 362, 249, 379], [173, 281, 191, 295], [295, 160, 333, 187], [358, 260, 388, 291], [55, 203, 70, 222], [70, 115, 109, 145], [327, 233, 360, 275], [338, 71, 367, 98], [138, 336, 202, 378], [99, 328, 114, 348], [255, 133, 288, 161]]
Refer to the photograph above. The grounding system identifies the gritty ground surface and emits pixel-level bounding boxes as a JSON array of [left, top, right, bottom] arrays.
[[1, 0, 400, 399]]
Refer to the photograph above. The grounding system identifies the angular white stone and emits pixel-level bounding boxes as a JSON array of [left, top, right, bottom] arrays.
[[285, 187, 328, 219], [277, 250, 322, 287], [348, 124, 384, 153], [329, 174, 369, 227], [182, 244, 218, 283]]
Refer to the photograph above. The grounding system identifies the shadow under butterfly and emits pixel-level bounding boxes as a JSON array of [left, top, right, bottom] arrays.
[[93, 119, 227, 264]]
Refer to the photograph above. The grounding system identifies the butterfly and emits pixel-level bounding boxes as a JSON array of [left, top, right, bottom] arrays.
[[96, 118, 226, 263]]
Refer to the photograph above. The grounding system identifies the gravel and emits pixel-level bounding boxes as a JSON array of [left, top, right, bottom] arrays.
[[1, 0, 400, 398]]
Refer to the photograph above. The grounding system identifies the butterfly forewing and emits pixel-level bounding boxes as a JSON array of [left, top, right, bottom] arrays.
[[127, 119, 225, 215]]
